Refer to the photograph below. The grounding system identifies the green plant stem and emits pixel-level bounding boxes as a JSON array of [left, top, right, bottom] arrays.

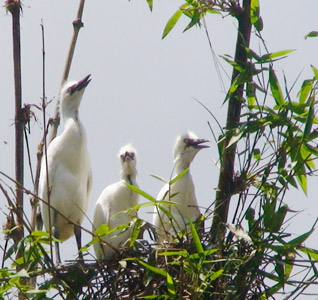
[[211, 0, 252, 247]]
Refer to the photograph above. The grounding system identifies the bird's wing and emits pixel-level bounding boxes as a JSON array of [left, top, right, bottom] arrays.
[[39, 138, 61, 199], [93, 201, 109, 230]]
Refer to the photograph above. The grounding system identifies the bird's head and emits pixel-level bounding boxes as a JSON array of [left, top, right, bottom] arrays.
[[60, 74, 91, 118], [119, 143, 137, 178], [173, 131, 209, 167]]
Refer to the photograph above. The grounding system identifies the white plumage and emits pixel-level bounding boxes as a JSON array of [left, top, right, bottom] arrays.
[[39, 75, 92, 263], [93, 143, 139, 260], [153, 131, 209, 242]]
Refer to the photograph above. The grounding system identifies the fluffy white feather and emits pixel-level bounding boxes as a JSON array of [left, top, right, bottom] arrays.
[[93, 143, 139, 259], [153, 131, 209, 242]]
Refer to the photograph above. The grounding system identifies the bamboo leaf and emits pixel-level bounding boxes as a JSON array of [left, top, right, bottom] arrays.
[[170, 168, 189, 185], [269, 67, 284, 106], [189, 221, 204, 254], [150, 174, 168, 183], [261, 49, 294, 61], [250, 0, 263, 31], [146, 0, 153, 11], [162, 4, 187, 39], [311, 64, 318, 80], [207, 269, 224, 281], [126, 184, 156, 202], [299, 247, 318, 260], [295, 163, 307, 195], [138, 259, 166, 277], [138, 260, 175, 295], [298, 79, 312, 104], [286, 228, 314, 248], [305, 31, 318, 39]]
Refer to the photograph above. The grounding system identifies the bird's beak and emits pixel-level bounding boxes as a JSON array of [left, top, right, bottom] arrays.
[[69, 74, 91, 95], [123, 151, 135, 161], [192, 139, 210, 149]]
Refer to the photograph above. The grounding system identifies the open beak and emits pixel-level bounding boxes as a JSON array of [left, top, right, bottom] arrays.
[[123, 151, 135, 161], [186, 138, 210, 149], [69, 74, 91, 94]]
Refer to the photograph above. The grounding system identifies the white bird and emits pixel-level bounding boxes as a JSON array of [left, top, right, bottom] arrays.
[[93, 143, 139, 260], [153, 131, 209, 242], [39, 75, 92, 263]]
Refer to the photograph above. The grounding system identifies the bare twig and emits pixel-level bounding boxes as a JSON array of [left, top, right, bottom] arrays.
[[30, 21, 46, 233]]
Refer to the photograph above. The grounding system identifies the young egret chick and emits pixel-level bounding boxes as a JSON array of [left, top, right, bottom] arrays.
[[39, 75, 92, 264], [93, 144, 139, 260], [153, 131, 209, 242]]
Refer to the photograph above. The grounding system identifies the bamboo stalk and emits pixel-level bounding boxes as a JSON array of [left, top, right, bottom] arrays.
[[6, 1, 26, 299], [6, 0, 24, 238], [211, 0, 252, 247]]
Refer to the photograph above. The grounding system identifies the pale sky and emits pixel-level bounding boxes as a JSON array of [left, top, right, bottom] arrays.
[[1, 0, 318, 297]]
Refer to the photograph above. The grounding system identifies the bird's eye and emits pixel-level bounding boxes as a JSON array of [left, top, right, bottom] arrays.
[[184, 138, 192, 148]]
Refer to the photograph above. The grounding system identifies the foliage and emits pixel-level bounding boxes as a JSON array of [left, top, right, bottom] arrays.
[[1, 0, 318, 299]]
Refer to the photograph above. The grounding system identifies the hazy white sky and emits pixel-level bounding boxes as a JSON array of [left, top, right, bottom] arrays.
[[1, 1, 318, 296]]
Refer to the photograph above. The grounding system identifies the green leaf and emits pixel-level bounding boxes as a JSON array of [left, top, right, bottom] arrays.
[[253, 148, 261, 160], [305, 31, 318, 39], [300, 144, 314, 170], [311, 65, 318, 80], [189, 222, 204, 254], [274, 255, 284, 282], [271, 205, 288, 232], [150, 174, 168, 183], [286, 228, 314, 248], [138, 259, 166, 276], [298, 79, 313, 104], [183, 8, 201, 32], [294, 164, 307, 194], [162, 5, 187, 39], [95, 224, 110, 236], [261, 49, 294, 61], [129, 218, 143, 247], [166, 272, 176, 296], [250, 0, 263, 31], [284, 254, 294, 280], [247, 82, 256, 106], [138, 260, 175, 295], [159, 250, 189, 257], [299, 246, 318, 260], [206, 268, 224, 281], [146, 0, 152, 11], [304, 96, 315, 138], [170, 168, 189, 185], [126, 184, 156, 202], [269, 67, 284, 106]]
